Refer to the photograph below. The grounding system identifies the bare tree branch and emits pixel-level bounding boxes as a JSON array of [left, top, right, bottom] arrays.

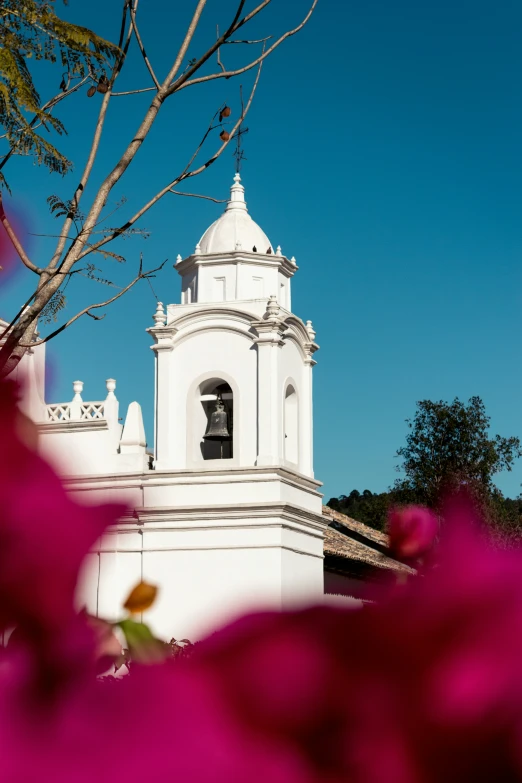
[[54, 0, 210, 276], [46, 1, 134, 273], [0, 0, 318, 376], [0, 193, 41, 273], [167, 0, 253, 96], [165, 0, 209, 86], [129, 3, 160, 90], [111, 86, 157, 97], [216, 25, 226, 73], [224, 36, 272, 44], [175, 0, 318, 92], [20, 258, 168, 348], [103, 1, 292, 105], [169, 190, 226, 204], [77, 59, 263, 262]]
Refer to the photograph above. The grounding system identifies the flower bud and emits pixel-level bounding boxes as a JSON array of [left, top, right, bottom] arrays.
[[388, 505, 438, 560]]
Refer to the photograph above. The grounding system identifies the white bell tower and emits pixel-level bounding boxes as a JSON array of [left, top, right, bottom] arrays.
[[150, 173, 319, 477], [88, 174, 326, 641]]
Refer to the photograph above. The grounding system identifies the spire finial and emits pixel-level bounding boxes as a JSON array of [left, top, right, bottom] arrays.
[[306, 320, 316, 341], [153, 301, 167, 326], [266, 294, 281, 320], [226, 171, 247, 213], [233, 119, 249, 173]]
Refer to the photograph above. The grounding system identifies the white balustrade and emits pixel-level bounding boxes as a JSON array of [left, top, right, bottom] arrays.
[[45, 401, 105, 422], [46, 404, 72, 422], [43, 378, 115, 425], [80, 402, 105, 420]]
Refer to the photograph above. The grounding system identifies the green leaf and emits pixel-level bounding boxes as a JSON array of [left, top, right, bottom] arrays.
[[117, 619, 166, 664], [0, 0, 120, 183]]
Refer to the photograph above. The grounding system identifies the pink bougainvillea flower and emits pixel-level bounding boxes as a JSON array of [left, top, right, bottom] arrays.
[[3, 375, 522, 782], [182, 492, 522, 782], [0, 656, 315, 783], [0, 381, 124, 647], [388, 504, 439, 559]]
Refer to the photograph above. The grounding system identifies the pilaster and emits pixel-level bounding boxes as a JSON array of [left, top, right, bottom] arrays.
[[148, 320, 177, 470], [300, 321, 319, 477], [253, 299, 285, 466]]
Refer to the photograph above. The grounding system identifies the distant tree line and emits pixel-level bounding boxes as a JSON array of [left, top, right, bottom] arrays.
[[327, 397, 522, 541]]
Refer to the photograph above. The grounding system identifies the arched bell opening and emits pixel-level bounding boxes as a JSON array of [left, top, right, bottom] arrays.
[[199, 380, 233, 460], [284, 384, 298, 465]]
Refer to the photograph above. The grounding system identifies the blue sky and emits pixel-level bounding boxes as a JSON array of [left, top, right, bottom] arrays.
[[1, 0, 521, 499]]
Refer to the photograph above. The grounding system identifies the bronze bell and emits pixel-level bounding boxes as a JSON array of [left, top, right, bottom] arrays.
[[203, 395, 231, 441]]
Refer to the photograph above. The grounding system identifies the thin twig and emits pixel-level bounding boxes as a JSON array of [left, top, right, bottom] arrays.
[[0, 0, 317, 376], [169, 190, 226, 203], [20, 258, 168, 347], [0, 194, 40, 273], [129, 3, 160, 89], [224, 36, 272, 44], [111, 86, 157, 97], [0, 75, 90, 172], [165, 0, 209, 86], [46, 1, 134, 273], [167, 0, 254, 95], [175, 0, 317, 92], [216, 25, 226, 73], [77, 57, 264, 262]]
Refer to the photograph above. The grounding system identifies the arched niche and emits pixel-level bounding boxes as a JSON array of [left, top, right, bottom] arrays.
[[284, 384, 298, 465], [196, 378, 234, 461]]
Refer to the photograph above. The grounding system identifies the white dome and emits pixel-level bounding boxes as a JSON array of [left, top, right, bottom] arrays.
[[198, 174, 272, 255]]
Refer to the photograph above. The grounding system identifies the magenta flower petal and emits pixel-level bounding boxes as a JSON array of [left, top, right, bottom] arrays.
[[388, 505, 439, 559]]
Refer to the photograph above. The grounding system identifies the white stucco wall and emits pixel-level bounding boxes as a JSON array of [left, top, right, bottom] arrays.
[[31, 171, 323, 644], [73, 465, 325, 641]]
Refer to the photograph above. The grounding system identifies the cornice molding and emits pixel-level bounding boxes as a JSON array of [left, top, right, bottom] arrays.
[[132, 500, 326, 529], [167, 306, 257, 330], [62, 463, 323, 492], [175, 251, 297, 278], [147, 325, 177, 351], [37, 419, 108, 434]]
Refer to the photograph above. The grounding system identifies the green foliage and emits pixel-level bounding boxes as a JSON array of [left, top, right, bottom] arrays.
[[39, 287, 66, 323], [47, 192, 82, 219], [329, 396, 522, 539], [327, 489, 391, 532], [0, 0, 119, 186], [117, 618, 166, 664], [394, 397, 522, 511]]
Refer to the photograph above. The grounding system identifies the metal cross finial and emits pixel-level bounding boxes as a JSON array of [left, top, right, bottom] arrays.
[[233, 123, 249, 173]]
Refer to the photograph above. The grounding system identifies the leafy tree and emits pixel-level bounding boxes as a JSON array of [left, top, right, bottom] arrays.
[[394, 396, 522, 513], [0, 0, 118, 187], [328, 396, 522, 537]]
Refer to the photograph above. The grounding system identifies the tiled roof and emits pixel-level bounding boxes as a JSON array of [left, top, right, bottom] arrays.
[[322, 506, 388, 546], [322, 506, 413, 575], [323, 525, 413, 574]]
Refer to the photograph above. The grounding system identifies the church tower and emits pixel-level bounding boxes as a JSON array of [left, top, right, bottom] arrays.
[[142, 174, 326, 636], [150, 173, 318, 475]]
